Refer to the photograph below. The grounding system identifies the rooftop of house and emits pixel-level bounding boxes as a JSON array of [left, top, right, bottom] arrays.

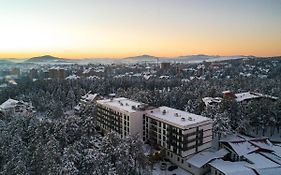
[[65, 74, 80, 80], [81, 93, 98, 102], [186, 148, 229, 168], [147, 106, 212, 129], [0, 98, 20, 109], [209, 159, 256, 175], [203, 91, 278, 106], [202, 97, 222, 106], [235, 92, 278, 102], [245, 153, 280, 169], [220, 134, 278, 157], [96, 97, 149, 113]]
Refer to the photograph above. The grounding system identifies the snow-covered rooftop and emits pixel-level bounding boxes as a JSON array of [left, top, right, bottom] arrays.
[[147, 106, 212, 129], [86, 75, 100, 80], [260, 152, 281, 165], [202, 97, 222, 106], [81, 93, 98, 102], [186, 148, 229, 168], [65, 74, 80, 80], [255, 167, 281, 175], [221, 134, 278, 157], [83, 68, 92, 74], [228, 141, 259, 156], [244, 153, 280, 169], [96, 97, 148, 113], [220, 134, 253, 142], [0, 99, 20, 109], [209, 159, 256, 175], [203, 91, 278, 104], [235, 92, 278, 102]]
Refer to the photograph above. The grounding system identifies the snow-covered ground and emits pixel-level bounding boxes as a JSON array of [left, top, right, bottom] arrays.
[[152, 162, 192, 175]]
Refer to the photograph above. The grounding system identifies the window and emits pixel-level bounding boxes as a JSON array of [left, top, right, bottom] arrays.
[[181, 159, 184, 164], [188, 163, 191, 168], [177, 157, 180, 161]]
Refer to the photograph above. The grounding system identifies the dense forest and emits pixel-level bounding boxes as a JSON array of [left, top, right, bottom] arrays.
[[0, 57, 280, 174]]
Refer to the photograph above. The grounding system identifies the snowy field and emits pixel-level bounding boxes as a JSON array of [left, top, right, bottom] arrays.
[[152, 162, 192, 175]]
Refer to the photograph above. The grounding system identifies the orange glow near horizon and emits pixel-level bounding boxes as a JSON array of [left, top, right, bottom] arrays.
[[0, 0, 280, 59]]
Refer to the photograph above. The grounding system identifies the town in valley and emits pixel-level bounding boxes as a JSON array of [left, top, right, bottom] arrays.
[[0, 55, 280, 175]]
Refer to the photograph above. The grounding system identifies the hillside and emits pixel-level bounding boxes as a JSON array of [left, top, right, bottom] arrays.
[[25, 55, 66, 63]]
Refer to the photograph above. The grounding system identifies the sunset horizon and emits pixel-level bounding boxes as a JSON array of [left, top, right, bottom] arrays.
[[1, 0, 281, 59], [1, 52, 280, 60], [0, 1, 281, 174]]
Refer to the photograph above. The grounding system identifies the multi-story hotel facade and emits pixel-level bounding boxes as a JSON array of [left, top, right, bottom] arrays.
[[96, 97, 213, 170], [96, 97, 151, 138], [144, 106, 213, 167]]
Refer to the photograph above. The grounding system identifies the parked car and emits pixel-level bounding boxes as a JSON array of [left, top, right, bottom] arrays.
[[160, 162, 167, 170], [168, 165, 178, 171]]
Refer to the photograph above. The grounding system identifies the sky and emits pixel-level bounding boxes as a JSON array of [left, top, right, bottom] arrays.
[[0, 0, 280, 59]]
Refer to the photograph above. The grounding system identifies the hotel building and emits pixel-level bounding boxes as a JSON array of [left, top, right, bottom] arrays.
[[144, 106, 213, 167], [96, 97, 151, 138], [96, 97, 213, 170]]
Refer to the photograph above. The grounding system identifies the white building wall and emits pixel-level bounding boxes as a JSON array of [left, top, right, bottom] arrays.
[[128, 111, 145, 138]]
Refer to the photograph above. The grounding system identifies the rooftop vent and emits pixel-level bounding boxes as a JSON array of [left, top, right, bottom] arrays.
[[120, 103, 123, 106], [175, 113, 179, 117], [162, 110, 166, 115], [132, 105, 136, 110], [188, 117, 192, 121], [181, 117, 186, 121], [125, 103, 129, 106], [150, 111, 154, 113]]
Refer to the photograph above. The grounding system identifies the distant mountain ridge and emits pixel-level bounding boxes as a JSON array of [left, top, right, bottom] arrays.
[[0, 54, 262, 65], [123, 54, 254, 63], [124, 55, 159, 61], [25, 55, 66, 63]]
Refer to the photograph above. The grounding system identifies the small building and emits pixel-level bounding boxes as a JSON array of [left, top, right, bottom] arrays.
[[0, 98, 35, 117], [186, 148, 229, 175], [217, 134, 281, 175], [202, 97, 222, 106], [219, 134, 278, 161], [203, 91, 278, 106], [209, 159, 256, 175], [96, 97, 151, 138], [144, 106, 213, 170], [65, 74, 80, 80], [234, 92, 278, 102], [74, 93, 99, 114]]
